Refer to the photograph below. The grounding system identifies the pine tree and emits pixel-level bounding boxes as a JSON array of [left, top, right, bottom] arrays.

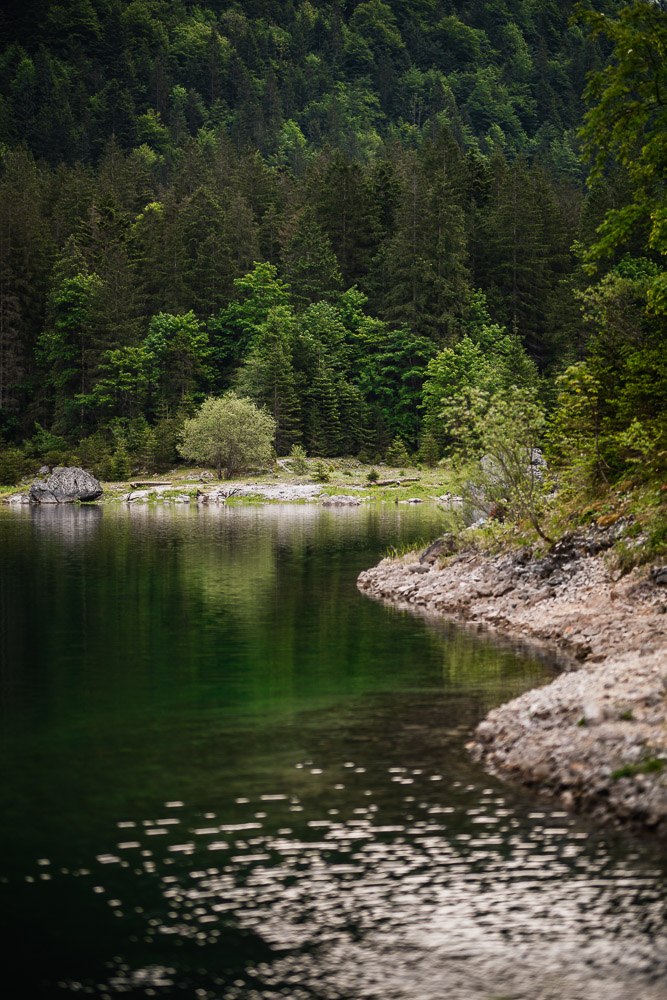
[[281, 206, 342, 309], [304, 364, 343, 456], [383, 133, 470, 343], [235, 305, 301, 454], [38, 269, 103, 434]]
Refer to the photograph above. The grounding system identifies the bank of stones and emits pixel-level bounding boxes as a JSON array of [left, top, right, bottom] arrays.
[[357, 531, 667, 836]]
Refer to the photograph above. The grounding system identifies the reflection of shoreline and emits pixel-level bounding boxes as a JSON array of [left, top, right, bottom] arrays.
[[25, 503, 103, 542], [111, 500, 438, 549], [3, 499, 443, 556]]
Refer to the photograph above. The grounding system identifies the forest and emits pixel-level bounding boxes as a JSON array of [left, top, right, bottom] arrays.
[[0, 0, 665, 504]]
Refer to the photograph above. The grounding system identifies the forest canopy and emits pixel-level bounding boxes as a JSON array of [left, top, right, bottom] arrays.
[[0, 0, 665, 497]]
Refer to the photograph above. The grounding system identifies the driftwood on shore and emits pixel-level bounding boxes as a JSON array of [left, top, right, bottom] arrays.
[[129, 481, 172, 488]]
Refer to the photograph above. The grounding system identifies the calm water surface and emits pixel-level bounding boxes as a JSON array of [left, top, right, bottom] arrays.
[[0, 503, 665, 1000]]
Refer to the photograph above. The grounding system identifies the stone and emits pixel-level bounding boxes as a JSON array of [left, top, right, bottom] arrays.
[[419, 535, 458, 565], [4, 493, 31, 504], [29, 466, 103, 504], [529, 447, 548, 482], [650, 566, 667, 586], [321, 495, 361, 506], [582, 700, 603, 724], [37, 465, 50, 475]]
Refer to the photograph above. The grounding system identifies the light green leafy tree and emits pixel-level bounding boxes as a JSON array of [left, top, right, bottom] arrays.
[[179, 392, 276, 478], [422, 323, 538, 458], [211, 262, 291, 372], [443, 384, 552, 542]]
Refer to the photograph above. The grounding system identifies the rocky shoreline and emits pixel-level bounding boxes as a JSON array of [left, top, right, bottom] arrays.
[[357, 529, 667, 837]]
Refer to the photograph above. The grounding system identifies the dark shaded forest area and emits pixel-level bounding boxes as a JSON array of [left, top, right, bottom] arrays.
[[0, 0, 665, 490]]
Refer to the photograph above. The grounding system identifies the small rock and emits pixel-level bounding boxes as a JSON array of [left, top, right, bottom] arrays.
[[321, 495, 361, 507], [419, 535, 458, 565], [584, 700, 604, 725]]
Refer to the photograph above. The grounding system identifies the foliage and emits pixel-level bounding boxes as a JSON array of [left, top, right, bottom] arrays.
[[579, 1, 667, 267], [386, 436, 411, 466], [546, 257, 667, 491], [312, 460, 330, 483], [0, 443, 24, 484], [288, 444, 308, 475], [418, 433, 440, 467], [178, 393, 276, 478], [0, 0, 661, 525], [444, 384, 552, 541], [422, 301, 539, 458], [0, 1, 618, 171]]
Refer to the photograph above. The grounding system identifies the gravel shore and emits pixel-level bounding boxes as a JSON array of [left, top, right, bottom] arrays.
[[357, 529, 667, 836]]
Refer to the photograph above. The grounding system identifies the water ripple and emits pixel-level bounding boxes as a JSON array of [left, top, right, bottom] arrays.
[[25, 761, 667, 1000]]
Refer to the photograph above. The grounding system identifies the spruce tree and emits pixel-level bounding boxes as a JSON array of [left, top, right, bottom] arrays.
[[281, 207, 342, 309], [235, 305, 302, 455]]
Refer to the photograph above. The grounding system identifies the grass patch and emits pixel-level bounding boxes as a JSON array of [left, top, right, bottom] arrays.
[[611, 758, 664, 781], [384, 537, 432, 559]]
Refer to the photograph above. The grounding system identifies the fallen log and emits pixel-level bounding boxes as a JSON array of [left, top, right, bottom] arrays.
[[130, 481, 172, 489]]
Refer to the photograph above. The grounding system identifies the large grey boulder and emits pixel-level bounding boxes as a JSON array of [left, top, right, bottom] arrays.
[[30, 466, 103, 504]]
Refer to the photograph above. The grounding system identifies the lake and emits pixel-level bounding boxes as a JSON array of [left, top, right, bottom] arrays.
[[0, 502, 665, 999]]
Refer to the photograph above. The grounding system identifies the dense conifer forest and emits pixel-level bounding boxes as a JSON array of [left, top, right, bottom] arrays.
[[0, 0, 665, 503]]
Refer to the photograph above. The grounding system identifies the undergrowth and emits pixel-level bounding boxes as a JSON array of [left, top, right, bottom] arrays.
[[611, 758, 664, 782]]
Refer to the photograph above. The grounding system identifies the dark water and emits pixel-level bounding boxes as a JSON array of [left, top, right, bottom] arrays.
[[0, 502, 665, 1000]]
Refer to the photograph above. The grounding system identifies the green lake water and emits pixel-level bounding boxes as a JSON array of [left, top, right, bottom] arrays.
[[0, 502, 665, 1000]]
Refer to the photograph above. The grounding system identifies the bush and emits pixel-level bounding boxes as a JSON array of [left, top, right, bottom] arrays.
[[445, 385, 553, 542], [289, 443, 309, 474], [386, 436, 411, 466], [0, 445, 25, 485], [78, 433, 112, 478], [367, 467, 379, 483], [312, 460, 330, 483], [23, 422, 68, 462], [179, 393, 276, 478]]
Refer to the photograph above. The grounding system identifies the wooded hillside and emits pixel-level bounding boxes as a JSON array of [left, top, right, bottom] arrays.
[[0, 1, 665, 500]]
